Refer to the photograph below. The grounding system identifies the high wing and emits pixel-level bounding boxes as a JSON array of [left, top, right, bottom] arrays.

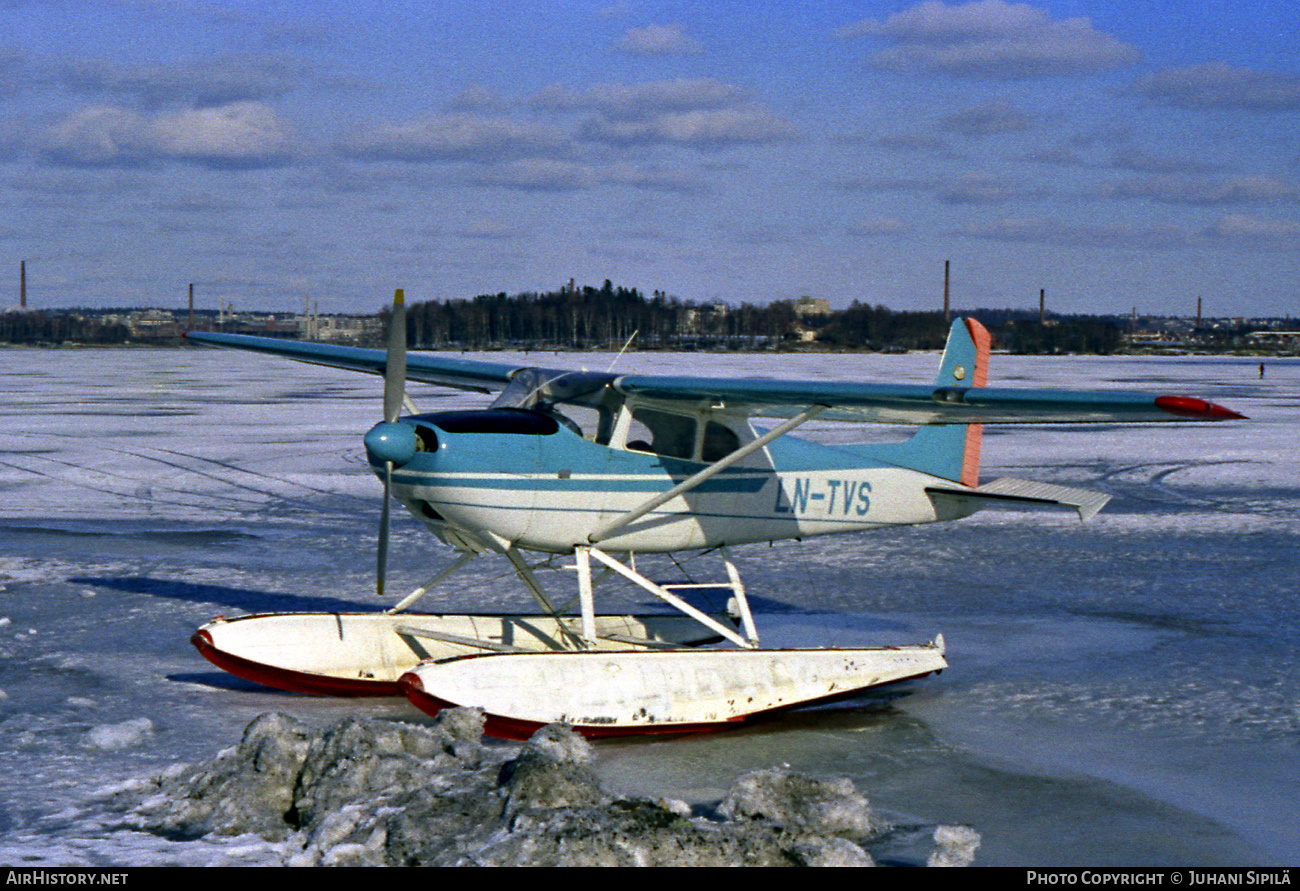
[[611, 374, 1243, 424], [184, 329, 1243, 425], [186, 331, 526, 394]]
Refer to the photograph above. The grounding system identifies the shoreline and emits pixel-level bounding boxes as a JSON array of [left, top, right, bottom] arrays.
[[2, 341, 1296, 358]]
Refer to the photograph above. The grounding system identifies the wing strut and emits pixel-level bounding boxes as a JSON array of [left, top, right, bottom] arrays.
[[385, 552, 475, 614], [504, 546, 561, 616], [588, 404, 828, 544]]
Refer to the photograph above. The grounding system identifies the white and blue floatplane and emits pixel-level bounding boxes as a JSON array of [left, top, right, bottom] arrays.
[[188, 290, 1243, 739]]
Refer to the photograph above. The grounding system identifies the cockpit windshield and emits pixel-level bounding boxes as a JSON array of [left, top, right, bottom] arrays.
[[491, 368, 614, 411], [490, 367, 619, 443]]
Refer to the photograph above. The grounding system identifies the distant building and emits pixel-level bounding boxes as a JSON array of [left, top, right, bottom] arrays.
[[126, 309, 182, 340], [1246, 330, 1300, 346], [310, 314, 383, 344], [794, 296, 831, 317]]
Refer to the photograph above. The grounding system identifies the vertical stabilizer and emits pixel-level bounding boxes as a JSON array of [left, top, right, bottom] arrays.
[[892, 318, 990, 486]]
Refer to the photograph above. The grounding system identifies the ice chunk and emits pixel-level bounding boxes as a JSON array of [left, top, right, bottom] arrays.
[[94, 712, 312, 841], [291, 710, 487, 832], [87, 712, 908, 867], [500, 723, 610, 816], [927, 825, 981, 867], [82, 718, 154, 751], [717, 767, 888, 838]]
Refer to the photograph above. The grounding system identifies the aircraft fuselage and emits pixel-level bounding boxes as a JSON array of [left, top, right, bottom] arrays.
[[375, 409, 958, 555]]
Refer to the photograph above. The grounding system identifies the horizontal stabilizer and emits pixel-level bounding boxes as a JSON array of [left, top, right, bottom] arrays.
[[927, 477, 1111, 522]]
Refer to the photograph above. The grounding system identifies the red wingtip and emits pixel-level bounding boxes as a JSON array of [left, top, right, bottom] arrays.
[[1154, 395, 1247, 420]]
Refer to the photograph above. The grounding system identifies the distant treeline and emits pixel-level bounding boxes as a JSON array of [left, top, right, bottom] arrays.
[[4, 279, 1126, 354], [398, 280, 1124, 354], [0, 311, 130, 345], [400, 280, 801, 350]]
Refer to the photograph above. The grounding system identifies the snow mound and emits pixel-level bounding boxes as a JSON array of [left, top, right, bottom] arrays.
[[85, 711, 978, 867]]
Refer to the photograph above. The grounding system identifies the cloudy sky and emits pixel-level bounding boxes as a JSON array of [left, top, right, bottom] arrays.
[[4, 0, 1298, 317]]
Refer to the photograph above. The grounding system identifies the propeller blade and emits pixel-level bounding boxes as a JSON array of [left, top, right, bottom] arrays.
[[383, 289, 407, 424], [377, 460, 392, 598], [378, 288, 405, 598]]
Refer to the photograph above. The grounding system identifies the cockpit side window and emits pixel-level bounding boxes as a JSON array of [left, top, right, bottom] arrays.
[[626, 407, 697, 460], [548, 403, 610, 443]]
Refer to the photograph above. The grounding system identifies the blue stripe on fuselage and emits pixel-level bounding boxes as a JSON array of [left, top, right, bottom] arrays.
[[371, 423, 908, 493], [386, 469, 769, 493]]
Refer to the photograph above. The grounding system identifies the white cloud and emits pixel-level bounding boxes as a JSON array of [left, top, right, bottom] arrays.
[[600, 163, 708, 193], [342, 76, 789, 175], [957, 216, 1195, 249], [1110, 175, 1298, 206], [41, 101, 293, 168], [42, 105, 149, 166], [533, 78, 791, 150], [847, 217, 911, 237], [1128, 63, 1300, 111], [938, 171, 1039, 203], [465, 159, 708, 193], [614, 24, 703, 56], [941, 100, 1033, 136], [840, 0, 1140, 79], [1022, 145, 1085, 166], [532, 78, 747, 119], [582, 106, 793, 148], [465, 159, 592, 191], [346, 114, 569, 163], [870, 133, 956, 156], [1205, 214, 1300, 243], [445, 85, 508, 112], [55, 56, 308, 108], [1108, 148, 1220, 176], [148, 102, 293, 167]]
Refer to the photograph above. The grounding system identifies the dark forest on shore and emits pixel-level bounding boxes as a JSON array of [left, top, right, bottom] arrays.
[[395, 280, 1124, 353]]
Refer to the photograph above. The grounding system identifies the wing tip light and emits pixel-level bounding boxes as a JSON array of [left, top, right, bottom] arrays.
[[1154, 395, 1246, 421]]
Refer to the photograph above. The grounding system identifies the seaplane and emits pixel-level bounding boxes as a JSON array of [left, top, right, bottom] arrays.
[[186, 290, 1244, 739]]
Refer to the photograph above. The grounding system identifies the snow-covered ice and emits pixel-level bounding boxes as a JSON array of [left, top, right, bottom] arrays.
[[0, 345, 1296, 866]]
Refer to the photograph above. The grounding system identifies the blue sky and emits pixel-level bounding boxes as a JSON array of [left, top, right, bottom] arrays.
[[4, 0, 1298, 317]]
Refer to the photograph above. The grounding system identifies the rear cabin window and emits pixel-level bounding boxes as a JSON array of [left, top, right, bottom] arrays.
[[701, 420, 740, 462], [625, 408, 697, 460]]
